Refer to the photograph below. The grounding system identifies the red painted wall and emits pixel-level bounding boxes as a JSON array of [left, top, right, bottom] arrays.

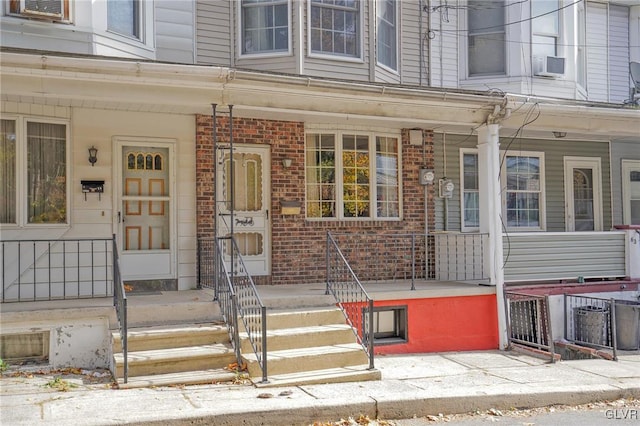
[[373, 295, 499, 354]]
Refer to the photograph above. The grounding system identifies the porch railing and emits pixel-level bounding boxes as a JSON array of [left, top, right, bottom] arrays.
[[329, 232, 488, 289], [505, 291, 555, 362], [564, 294, 618, 360], [201, 236, 267, 383], [326, 232, 374, 370], [112, 235, 128, 383], [1, 238, 113, 302]]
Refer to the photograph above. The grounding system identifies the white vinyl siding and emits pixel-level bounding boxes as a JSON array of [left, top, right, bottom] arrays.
[[429, 0, 459, 88], [586, 2, 608, 102], [155, 1, 195, 64], [609, 5, 630, 104], [398, 0, 422, 85]]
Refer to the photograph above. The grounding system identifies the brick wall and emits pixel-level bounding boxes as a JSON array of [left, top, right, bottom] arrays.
[[196, 115, 435, 285]]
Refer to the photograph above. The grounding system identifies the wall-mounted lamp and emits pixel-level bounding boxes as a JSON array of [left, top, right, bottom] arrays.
[[552, 131, 567, 138], [282, 158, 292, 169], [88, 146, 98, 166]]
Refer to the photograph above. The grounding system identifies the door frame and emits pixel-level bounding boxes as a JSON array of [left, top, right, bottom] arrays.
[[621, 159, 640, 225], [113, 136, 177, 280], [215, 143, 271, 276], [563, 156, 603, 232]]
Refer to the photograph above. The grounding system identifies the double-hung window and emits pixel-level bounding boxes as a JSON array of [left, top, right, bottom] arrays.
[[460, 150, 545, 231], [1, 118, 68, 226], [376, 0, 397, 71], [241, 0, 289, 54], [309, 0, 360, 58], [531, 0, 559, 58], [107, 0, 141, 40], [467, 0, 506, 76], [306, 132, 400, 219]]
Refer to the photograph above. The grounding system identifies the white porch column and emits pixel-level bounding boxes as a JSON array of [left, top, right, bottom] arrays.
[[477, 124, 508, 349]]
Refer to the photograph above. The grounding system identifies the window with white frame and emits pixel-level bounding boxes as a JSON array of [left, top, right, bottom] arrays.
[[107, 0, 140, 40], [0, 118, 68, 226], [376, 0, 397, 71], [306, 132, 400, 219], [460, 150, 545, 230], [467, 0, 506, 76], [241, 0, 289, 54], [531, 0, 559, 58], [7, 0, 71, 22], [309, 0, 360, 58]]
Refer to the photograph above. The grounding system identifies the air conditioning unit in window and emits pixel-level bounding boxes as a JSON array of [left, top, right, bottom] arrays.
[[533, 55, 565, 78], [21, 0, 64, 19]]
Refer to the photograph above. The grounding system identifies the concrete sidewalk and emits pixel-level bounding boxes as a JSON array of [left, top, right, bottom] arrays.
[[1, 350, 639, 425]]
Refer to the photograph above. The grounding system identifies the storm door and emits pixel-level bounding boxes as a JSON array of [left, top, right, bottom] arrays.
[[115, 141, 175, 280], [216, 145, 271, 275]]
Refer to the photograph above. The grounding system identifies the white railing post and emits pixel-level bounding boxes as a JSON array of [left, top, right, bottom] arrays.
[[477, 124, 508, 349]]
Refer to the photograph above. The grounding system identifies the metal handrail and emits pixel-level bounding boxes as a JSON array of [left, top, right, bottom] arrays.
[[504, 291, 555, 362], [112, 234, 128, 383], [213, 236, 268, 383], [326, 232, 374, 370]]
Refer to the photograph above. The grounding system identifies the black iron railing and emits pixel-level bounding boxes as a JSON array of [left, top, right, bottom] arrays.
[[112, 234, 128, 383], [564, 294, 618, 360], [505, 291, 555, 362], [202, 236, 267, 383], [326, 232, 374, 370], [1, 238, 113, 302]]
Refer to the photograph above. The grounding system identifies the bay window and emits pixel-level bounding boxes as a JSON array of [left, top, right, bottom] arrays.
[[241, 0, 289, 54], [1, 118, 68, 226], [468, 0, 506, 76], [309, 0, 360, 58], [107, 0, 140, 40], [531, 0, 559, 58], [306, 132, 400, 219], [460, 150, 545, 231], [377, 0, 397, 71]]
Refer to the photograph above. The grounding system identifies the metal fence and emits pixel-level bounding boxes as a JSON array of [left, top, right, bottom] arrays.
[[564, 294, 617, 360], [505, 291, 555, 361], [1, 238, 113, 302], [203, 236, 268, 383], [326, 232, 374, 370]]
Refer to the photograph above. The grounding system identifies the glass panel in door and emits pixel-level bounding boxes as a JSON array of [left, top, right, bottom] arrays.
[[573, 168, 594, 231]]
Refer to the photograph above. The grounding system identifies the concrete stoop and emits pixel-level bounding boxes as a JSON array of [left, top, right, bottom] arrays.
[[112, 324, 238, 389], [240, 307, 381, 387]]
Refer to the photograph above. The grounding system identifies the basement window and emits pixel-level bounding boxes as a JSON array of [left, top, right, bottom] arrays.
[[0, 331, 50, 364], [367, 306, 407, 345]]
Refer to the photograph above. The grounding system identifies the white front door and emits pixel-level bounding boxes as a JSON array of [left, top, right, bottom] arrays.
[[622, 160, 640, 225], [564, 157, 602, 231], [114, 139, 176, 280], [216, 145, 271, 276]]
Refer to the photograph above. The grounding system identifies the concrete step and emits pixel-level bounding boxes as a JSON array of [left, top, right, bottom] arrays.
[[116, 368, 240, 389], [255, 366, 381, 388], [114, 343, 237, 378], [241, 307, 345, 331], [113, 324, 229, 352], [125, 291, 221, 327], [239, 324, 356, 353], [243, 343, 369, 377]]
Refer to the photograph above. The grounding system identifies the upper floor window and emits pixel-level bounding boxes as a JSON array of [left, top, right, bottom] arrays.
[[309, 0, 360, 58], [107, 0, 140, 40], [468, 0, 506, 76], [306, 131, 400, 219], [532, 0, 559, 58], [241, 0, 289, 54], [8, 0, 70, 22], [1, 117, 68, 226], [460, 149, 545, 231], [376, 0, 397, 71]]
